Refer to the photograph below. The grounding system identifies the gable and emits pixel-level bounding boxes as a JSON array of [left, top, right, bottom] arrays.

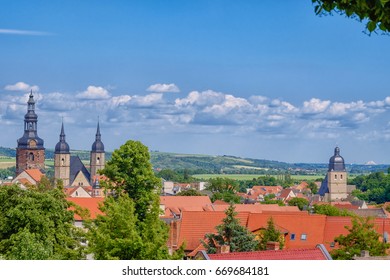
[[71, 171, 91, 187]]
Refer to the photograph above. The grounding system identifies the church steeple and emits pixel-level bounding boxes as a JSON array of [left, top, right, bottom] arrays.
[[55, 121, 70, 154], [16, 90, 45, 175], [54, 121, 71, 186], [90, 120, 105, 184], [91, 120, 105, 153]]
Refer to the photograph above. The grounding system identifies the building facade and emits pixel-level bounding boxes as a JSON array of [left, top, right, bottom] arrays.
[[16, 91, 45, 175], [319, 147, 348, 202]]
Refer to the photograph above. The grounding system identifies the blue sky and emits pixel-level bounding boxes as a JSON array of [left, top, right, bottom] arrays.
[[1, 0, 390, 164]]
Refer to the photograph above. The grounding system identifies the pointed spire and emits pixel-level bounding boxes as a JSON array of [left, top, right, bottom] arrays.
[[96, 118, 101, 140], [55, 121, 70, 154], [60, 121, 66, 141]]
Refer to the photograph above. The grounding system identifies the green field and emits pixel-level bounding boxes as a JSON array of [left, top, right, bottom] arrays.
[[192, 174, 326, 181]]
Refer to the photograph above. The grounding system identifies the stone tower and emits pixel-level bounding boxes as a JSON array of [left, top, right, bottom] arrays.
[[325, 147, 348, 201], [16, 91, 45, 175], [90, 121, 105, 183], [54, 122, 71, 186]]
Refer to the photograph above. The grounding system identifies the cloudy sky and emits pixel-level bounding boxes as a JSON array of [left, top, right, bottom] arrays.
[[1, 1, 390, 164]]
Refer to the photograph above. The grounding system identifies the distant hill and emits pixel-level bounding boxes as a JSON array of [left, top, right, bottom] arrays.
[[1, 146, 388, 175]]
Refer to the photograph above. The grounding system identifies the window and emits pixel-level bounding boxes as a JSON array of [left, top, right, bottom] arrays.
[[335, 174, 337, 180], [61, 158, 64, 166], [290, 233, 296, 240], [330, 242, 335, 248], [97, 157, 100, 164], [340, 174, 343, 179], [28, 152, 34, 161], [300, 234, 307, 241]]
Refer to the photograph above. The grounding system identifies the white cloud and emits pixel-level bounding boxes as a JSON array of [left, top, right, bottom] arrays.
[[76, 86, 110, 100], [302, 98, 330, 114], [4, 82, 39, 92], [147, 83, 180, 93], [131, 93, 163, 107], [0, 28, 52, 36]]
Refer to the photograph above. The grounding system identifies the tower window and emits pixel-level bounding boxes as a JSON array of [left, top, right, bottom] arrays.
[[340, 174, 343, 179], [61, 158, 65, 166], [29, 153, 34, 161], [335, 174, 337, 180], [97, 157, 100, 164]]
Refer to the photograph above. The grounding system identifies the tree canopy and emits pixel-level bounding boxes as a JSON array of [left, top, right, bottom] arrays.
[[331, 216, 389, 259], [312, 0, 390, 33], [0, 185, 85, 260], [202, 204, 259, 253], [91, 140, 182, 260], [100, 140, 161, 221], [86, 194, 177, 260]]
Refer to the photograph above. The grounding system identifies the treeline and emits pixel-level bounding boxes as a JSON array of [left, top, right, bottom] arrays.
[[350, 171, 390, 204]]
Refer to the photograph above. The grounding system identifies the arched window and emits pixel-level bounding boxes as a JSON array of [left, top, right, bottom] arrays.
[[340, 174, 343, 179], [29, 152, 34, 161], [61, 158, 65, 166], [97, 157, 100, 164], [335, 174, 337, 180]]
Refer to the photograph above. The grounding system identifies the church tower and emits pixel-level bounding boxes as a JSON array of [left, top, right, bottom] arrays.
[[16, 91, 45, 175], [321, 146, 348, 201], [90, 121, 105, 183], [54, 122, 71, 186]]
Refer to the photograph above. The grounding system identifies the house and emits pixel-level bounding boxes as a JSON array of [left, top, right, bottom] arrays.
[[66, 197, 105, 227], [278, 188, 296, 203], [160, 196, 212, 219], [12, 168, 44, 188]]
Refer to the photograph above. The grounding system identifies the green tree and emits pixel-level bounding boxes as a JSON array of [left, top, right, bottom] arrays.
[[202, 204, 259, 254], [308, 181, 318, 194], [313, 204, 355, 216], [100, 140, 161, 221], [331, 216, 390, 259], [176, 189, 205, 196], [312, 0, 390, 33], [211, 191, 241, 204], [91, 140, 182, 260], [258, 217, 285, 250], [86, 194, 176, 260], [0, 185, 85, 260], [288, 197, 309, 211]]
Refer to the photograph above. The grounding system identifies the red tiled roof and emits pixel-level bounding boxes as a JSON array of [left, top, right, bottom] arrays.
[[247, 212, 327, 249], [25, 169, 44, 182], [177, 211, 250, 251], [66, 197, 104, 220], [207, 246, 330, 260]]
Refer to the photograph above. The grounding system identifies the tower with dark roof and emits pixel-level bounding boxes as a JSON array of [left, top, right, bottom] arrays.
[[54, 122, 71, 186], [16, 91, 45, 175], [90, 121, 105, 184], [319, 146, 348, 201]]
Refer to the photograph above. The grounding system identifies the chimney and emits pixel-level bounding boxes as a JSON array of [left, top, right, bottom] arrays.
[[266, 241, 280, 251], [216, 245, 230, 254]]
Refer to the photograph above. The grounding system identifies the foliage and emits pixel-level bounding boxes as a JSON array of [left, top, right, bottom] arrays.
[[331, 216, 390, 259], [175, 189, 205, 196], [308, 181, 318, 194], [261, 195, 285, 206], [92, 140, 183, 260], [0, 167, 15, 180], [350, 172, 390, 204], [100, 140, 161, 221], [211, 191, 241, 204], [313, 204, 355, 216], [86, 194, 178, 260], [156, 169, 195, 183], [288, 197, 309, 211], [207, 177, 239, 193], [312, 0, 390, 33], [0, 185, 85, 260], [202, 204, 259, 254], [258, 217, 285, 250]]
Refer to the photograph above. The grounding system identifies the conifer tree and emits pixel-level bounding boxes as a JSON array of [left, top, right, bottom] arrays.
[[202, 204, 259, 253], [258, 217, 285, 250]]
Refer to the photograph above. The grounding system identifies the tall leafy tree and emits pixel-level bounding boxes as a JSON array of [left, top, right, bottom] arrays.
[[288, 197, 309, 211], [91, 140, 182, 260], [0, 185, 85, 260], [202, 204, 259, 253], [331, 216, 390, 259], [258, 217, 285, 250], [86, 194, 175, 260], [101, 140, 161, 221]]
